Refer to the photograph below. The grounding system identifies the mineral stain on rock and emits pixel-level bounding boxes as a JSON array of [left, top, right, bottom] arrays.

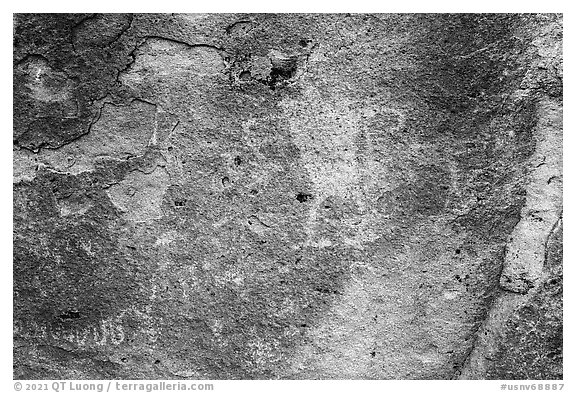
[[13, 14, 562, 380]]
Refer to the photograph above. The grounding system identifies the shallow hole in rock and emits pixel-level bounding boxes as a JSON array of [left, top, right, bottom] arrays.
[[222, 176, 230, 187], [455, 249, 461, 255], [154, 359, 161, 364], [121, 357, 127, 363], [59, 311, 81, 321], [296, 192, 312, 203], [267, 61, 298, 90], [234, 156, 242, 166], [174, 199, 187, 207]]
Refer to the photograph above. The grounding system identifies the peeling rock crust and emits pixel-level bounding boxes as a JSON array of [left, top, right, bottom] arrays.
[[13, 14, 562, 380]]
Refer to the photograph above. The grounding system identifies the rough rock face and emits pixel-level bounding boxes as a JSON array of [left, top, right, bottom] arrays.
[[13, 14, 562, 379]]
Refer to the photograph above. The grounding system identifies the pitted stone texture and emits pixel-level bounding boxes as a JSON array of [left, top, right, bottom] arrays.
[[13, 14, 562, 380]]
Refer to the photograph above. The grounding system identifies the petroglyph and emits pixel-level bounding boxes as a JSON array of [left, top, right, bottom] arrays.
[[281, 86, 407, 249], [14, 14, 562, 380]]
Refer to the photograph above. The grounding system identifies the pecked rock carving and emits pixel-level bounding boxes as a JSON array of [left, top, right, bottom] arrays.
[[13, 13, 562, 380]]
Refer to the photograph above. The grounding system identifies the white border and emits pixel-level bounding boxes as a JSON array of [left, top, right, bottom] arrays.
[[3, 4, 571, 392]]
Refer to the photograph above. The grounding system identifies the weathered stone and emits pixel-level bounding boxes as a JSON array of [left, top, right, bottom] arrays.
[[13, 13, 562, 380]]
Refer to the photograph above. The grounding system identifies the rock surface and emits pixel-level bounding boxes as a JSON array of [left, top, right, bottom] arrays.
[[13, 14, 562, 379]]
